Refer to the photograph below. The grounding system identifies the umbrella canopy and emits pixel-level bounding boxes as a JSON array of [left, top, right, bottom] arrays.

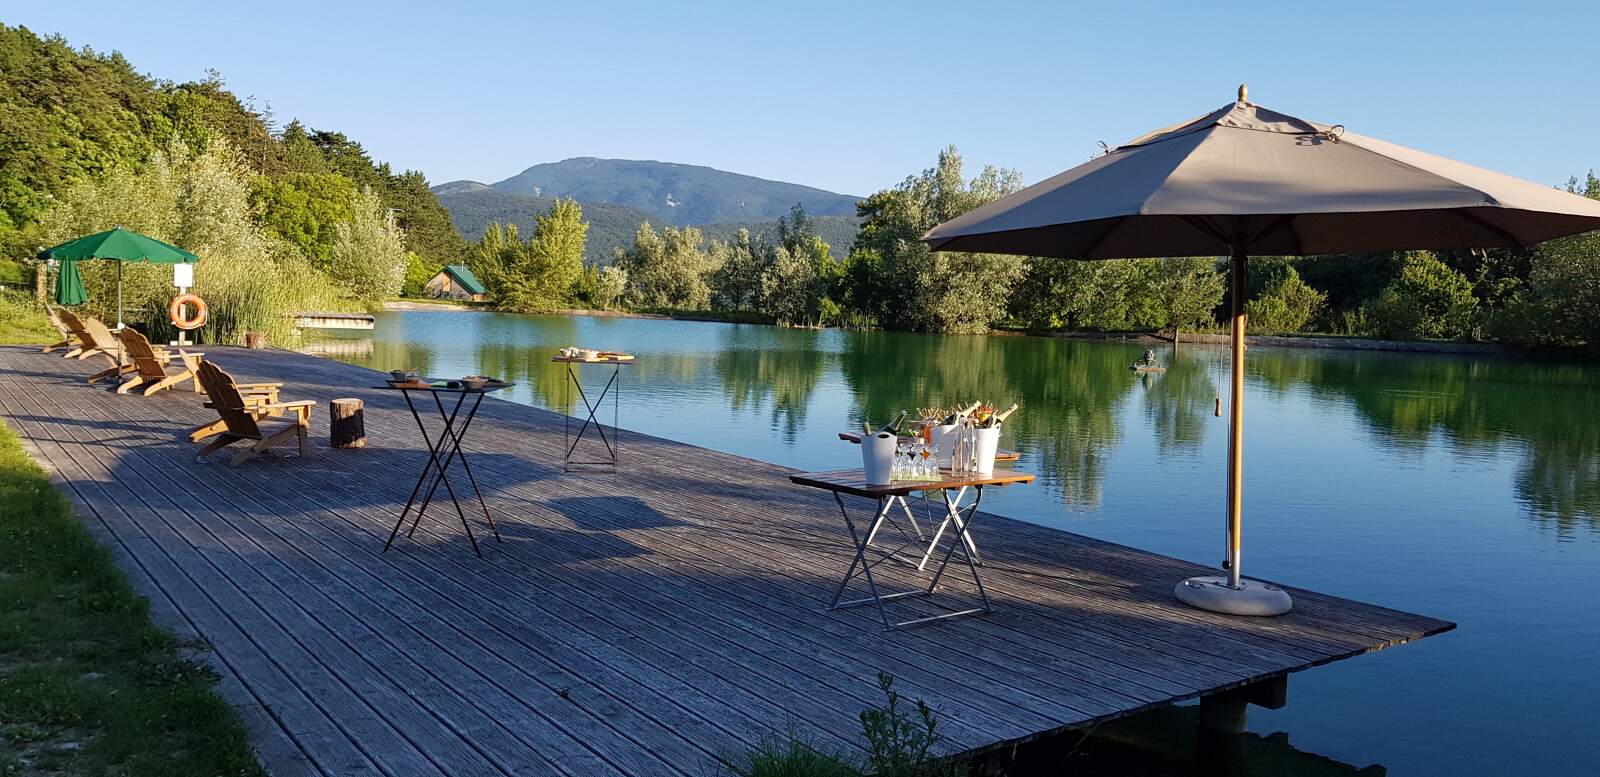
[[38, 226, 199, 265], [926, 90, 1600, 257], [922, 87, 1600, 616], [53, 259, 88, 306]]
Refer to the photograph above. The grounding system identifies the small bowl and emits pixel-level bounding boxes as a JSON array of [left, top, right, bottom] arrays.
[[390, 370, 408, 381], [579, 349, 600, 360], [461, 377, 487, 391]]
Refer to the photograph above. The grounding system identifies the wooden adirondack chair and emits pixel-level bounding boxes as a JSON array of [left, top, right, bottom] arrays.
[[56, 309, 110, 360], [84, 318, 172, 384], [42, 304, 78, 354], [193, 360, 315, 467], [115, 328, 202, 395], [189, 381, 284, 442]]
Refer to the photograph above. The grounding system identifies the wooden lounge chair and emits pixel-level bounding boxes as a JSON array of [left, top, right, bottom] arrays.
[[189, 380, 284, 442], [56, 309, 111, 360], [193, 360, 315, 467], [42, 304, 78, 354], [115, 328, 202, 395], [84, 318, 172, 384]]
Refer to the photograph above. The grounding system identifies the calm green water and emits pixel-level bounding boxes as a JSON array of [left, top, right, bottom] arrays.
[[315, 311, 1600, 776]]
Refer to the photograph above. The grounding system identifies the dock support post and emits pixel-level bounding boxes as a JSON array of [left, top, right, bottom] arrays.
[[1197, 675, 1288, 734]]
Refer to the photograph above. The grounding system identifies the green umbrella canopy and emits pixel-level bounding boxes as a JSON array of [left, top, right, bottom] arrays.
[[37, 226, 198, 264], [53, 259, 88, 305]]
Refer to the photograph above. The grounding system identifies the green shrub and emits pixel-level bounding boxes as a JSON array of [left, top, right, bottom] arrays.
[[1362, 251, 1477, 340], [1245, 266, 1324, 334]]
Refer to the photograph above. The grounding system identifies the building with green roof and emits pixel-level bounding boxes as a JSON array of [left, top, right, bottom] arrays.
[[424, 265, 487, 301]]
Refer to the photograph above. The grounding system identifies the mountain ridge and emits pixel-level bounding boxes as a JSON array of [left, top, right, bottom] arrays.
[[434, 186, 860, 264], [481, 157, 861, 226]]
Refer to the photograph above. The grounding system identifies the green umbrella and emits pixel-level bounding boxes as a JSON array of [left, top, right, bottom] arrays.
[[37, 226, 200, 386], [37, 226, 199, 327], [52, 259, 88, 306], [40, 226, 198, 265]]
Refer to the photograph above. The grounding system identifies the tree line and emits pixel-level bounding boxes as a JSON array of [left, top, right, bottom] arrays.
[[464, 147, 1600, 351]]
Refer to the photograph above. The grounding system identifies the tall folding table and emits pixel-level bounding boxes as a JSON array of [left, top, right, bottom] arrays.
[[788, 468, 1035, 630], [375, 380, 514, 557], [554, 356, 633, 473]]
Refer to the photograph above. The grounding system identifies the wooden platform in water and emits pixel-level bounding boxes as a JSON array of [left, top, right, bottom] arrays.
[[0, 344, 1453, 777]]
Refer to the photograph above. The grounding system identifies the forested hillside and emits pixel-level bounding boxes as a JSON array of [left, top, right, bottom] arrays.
[[493, 158, 860, 225], [0, 23, 466, 342], [437, 185, 861, 264], [436, 188, 663, 262]]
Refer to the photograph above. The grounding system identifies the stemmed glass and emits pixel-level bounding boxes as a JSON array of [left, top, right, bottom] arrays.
[[894, 440, 912, 480]]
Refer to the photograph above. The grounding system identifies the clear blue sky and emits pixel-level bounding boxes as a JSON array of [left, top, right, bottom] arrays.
[[7, 0, 1597, 197]]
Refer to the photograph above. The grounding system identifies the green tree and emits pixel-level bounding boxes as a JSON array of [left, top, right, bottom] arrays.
[[0, 25, 163, 239], [467, 199, 588, 312], [327, 188, 408, 303], [845, 147, 1025, 333], [1246, 265, 1325, 334], [401, 253, 440, 297], [709, 229, 765, 311], [594, 266, 628, 310], [249, 173, 356, 270], [1492, 174, 1600, 348], [614, 222, 716, 309], [1148, 257, 1225, 336], [762, 245, 822, 325], [1363, 251, 1477, 339]]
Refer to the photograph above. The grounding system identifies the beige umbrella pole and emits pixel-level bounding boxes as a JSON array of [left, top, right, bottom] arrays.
[[1226, 247, 1245, 590]]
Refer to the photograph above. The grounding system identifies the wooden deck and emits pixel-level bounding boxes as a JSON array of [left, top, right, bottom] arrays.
[[0, 344, 1453, 776]]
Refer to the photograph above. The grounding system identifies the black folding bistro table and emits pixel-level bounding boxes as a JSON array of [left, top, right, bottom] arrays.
[[374, 379, 515, 556]]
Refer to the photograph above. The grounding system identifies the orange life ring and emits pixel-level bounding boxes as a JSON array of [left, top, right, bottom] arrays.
[[169, 293, 209, 330]]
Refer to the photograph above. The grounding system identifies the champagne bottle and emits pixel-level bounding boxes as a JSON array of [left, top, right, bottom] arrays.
[[878, 410, 909, 436], [942, 401, 981, 425], [861, 421, 873, 434], [987, 403, 1019, 428]]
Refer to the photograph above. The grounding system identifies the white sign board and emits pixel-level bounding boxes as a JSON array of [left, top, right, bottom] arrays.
[[173, 263, 194, 288]]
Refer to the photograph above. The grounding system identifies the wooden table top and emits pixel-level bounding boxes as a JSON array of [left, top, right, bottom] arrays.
[[370, 381, 517, 393], [789, 468, 1035, 498], [836, 431, 1021, 461], [551, 356, 635, 364]]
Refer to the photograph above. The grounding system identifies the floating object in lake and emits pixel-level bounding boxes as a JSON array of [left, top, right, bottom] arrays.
[[1131, 348, 1166, 373]]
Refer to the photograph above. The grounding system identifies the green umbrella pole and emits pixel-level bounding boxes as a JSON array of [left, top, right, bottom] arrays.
[[115, 262, 124, 387]]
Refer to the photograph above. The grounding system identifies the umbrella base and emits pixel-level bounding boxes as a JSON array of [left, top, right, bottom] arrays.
[[1176, 575, 1292, 616]]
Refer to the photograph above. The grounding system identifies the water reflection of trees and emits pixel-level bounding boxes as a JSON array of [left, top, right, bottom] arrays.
[[1138, 344, 1219, 458], [715, 328, 826, 444], [837, 333, 1142, 510], [1253, 351, 1600, 533]]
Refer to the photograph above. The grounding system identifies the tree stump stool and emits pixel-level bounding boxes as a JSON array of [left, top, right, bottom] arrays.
[[330, 398, 366, 449]]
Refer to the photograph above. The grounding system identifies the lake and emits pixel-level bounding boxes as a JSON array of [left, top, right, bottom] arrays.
[[312, 310, 1599, 776]]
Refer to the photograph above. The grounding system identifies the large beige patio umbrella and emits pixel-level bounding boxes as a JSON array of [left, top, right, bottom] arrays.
[[924, 86, 1600, 616]]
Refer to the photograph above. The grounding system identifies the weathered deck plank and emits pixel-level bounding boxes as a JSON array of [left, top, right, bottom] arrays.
[[0, 344, 1454, 776]]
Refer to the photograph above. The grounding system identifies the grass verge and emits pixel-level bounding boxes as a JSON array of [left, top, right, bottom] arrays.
[[0, 292, 55, 346], [0, 420, 264, 776]]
